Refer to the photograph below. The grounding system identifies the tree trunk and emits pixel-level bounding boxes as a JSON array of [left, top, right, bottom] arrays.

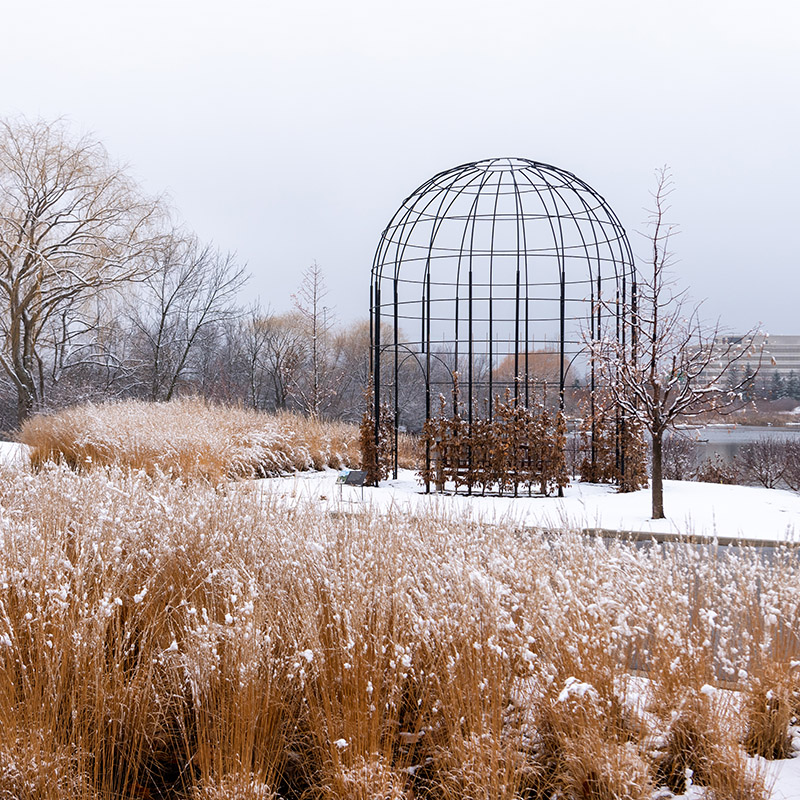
[[651, 430, 665, 519], [16, 389, 34, 427], [12, 366, 37, 427]]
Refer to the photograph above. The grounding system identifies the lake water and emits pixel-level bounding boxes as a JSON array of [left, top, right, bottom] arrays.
[[676, 424, 800, 461]]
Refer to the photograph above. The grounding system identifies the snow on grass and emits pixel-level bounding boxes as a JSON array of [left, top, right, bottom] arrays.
[[17, 398, 363, 481], [259, 468, 800, 542], [6, 418, 800, 541], [17, 399, 420, 484], [0, 460, 797, 798]]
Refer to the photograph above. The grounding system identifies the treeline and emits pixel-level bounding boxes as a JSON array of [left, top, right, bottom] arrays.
[[730, 365, 800, 403], [0, 116, 604, 442], [0, 258, 379, 434], [0, 118, 384, 433]]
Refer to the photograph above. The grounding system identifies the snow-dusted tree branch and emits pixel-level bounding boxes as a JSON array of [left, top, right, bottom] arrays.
[[588, 168, 761, 518]]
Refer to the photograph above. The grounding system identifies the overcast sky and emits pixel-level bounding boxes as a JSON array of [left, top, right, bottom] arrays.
[[2, 0, 798, 333]]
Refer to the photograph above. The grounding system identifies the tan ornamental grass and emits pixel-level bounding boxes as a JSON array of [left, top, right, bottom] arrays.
[[0, 459, 795, 798], [18, 398, 364, 482]]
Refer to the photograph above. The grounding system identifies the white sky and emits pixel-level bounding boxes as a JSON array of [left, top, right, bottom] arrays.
[[2, 0, 798, 333]]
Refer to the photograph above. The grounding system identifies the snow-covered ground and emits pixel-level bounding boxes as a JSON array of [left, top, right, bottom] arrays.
[[260, 468, 800, 543], [3, 438, 798, 540], [0, 441, 29, 466], [766, 755, 800, 800]]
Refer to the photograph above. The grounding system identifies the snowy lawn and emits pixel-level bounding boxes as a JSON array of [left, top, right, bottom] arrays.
[[767, 756, 800, 800], [259, 468, 800, 542], [8, 430, 799, 542]]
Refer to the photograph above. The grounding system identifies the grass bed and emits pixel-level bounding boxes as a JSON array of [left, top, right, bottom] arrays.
[[0, 461, 797, 798], [18, 399, 365, 482]]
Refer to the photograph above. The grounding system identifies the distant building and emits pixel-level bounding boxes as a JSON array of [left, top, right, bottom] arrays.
[[703, 334, 800, 394]]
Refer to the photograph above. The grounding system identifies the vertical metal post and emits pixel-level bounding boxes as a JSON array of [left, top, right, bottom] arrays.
[[468, 269, 474, 424], [558, 269, 566, 497], [590, 278, 596, 476], [619, 269, 627, 485], [393, 278, 399, 479], [615, 287, 622, 478], [468, 268, 474, 484], [515, 267, 521, 403], [524, 279, 530, 408], [373, 285, 381, 471], [454, 264, 460, 418], [424, 269, 432, 493], [559, 270, 566, 409], [488, 282, 493, 420]]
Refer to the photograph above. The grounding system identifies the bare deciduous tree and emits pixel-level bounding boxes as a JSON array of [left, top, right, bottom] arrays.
[[589, 168, 760, 518], [740, 439, 788, 489], [129, 232, 246, 401], [44, 295, 140, 405], [291, 262, 339, 416], [0, 117, 163, 423], [234, 309, 308, 411], [328, 321, 372, 421]]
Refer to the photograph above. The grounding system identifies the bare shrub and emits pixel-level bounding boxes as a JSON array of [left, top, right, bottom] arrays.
[[739, 439, 788, 489], [693, 453, 741, 484], [359, 378, 394, 485], [662, 434, 700, 480], [780, 438, 800, 491], [421, 391, 569, 496]]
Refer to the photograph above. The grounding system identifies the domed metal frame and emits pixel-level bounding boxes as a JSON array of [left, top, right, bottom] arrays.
[[370, 157, 636, 482]]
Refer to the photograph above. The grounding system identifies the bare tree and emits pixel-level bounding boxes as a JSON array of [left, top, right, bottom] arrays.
[[327, 320, 372, 421], [45, 295, 140, 404], [588, 168, 760, 518], [661, 433, 700, 481], [128, 232, 247, 401], [231, 309, 308, 411], [740, 439, 788, 489], [291, 262, 339, 416], [0, 117, 163, 423]]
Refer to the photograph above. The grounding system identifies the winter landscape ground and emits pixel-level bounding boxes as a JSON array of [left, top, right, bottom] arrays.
[[261, 468, 800, 545], [1, 406, 799, 800]]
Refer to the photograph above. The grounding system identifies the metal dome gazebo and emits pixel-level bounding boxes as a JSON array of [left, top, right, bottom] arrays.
[[369, 157, 635, 481]]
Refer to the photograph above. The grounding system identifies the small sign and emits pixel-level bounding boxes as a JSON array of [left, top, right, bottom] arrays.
[[343, 470, 368, 487]]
